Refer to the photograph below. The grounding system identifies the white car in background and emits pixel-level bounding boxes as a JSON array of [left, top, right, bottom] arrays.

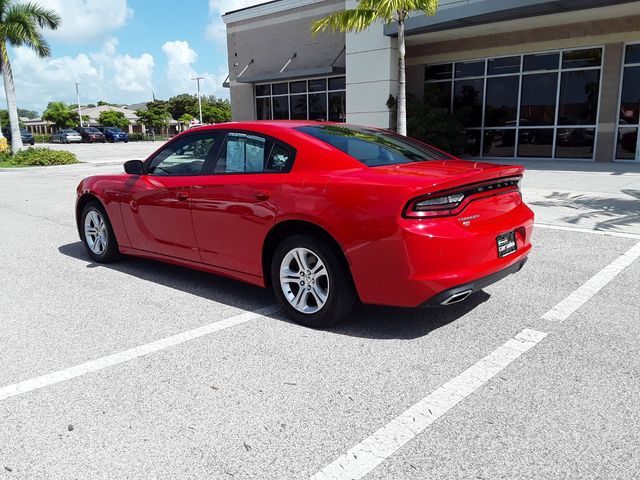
[[52, 129, 82, 144]]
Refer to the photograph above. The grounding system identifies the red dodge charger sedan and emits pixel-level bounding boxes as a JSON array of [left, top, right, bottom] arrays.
[[76, 121, 533, 327]]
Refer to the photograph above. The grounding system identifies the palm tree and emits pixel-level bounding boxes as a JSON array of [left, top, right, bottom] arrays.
[[312, 0, 438, 136], [0, 1, 60, 152]]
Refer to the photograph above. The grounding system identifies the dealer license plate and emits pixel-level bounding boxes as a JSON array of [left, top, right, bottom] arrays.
[[497, 231, 517, 258]]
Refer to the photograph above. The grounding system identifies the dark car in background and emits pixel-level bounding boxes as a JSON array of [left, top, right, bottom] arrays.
[[2, 127, 35, 145], [96, 126, 129, 143], [74, 127, 106, 143]]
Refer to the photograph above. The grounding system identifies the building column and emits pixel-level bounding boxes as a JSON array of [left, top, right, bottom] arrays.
[[345, 0, 398, 128], [595, 42, 624, 162]]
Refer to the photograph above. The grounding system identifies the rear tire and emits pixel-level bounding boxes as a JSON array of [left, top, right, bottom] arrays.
[[80, 202, 121, 263], [271, 235, 357, 328]]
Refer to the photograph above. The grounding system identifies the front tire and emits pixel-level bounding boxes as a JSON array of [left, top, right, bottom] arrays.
[[271, 235, 357, 328], [80, 202, 120, 263]]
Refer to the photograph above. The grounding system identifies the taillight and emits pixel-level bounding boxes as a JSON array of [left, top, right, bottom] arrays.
[[403, 177, 521, 218]]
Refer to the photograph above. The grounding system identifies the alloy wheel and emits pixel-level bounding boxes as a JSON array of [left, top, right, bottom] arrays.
[[279, 247, 330, 314], [84, 210, 108, 255]]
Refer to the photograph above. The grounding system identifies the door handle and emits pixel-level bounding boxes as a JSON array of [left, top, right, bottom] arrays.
[[176, 191, 189, 201], [255, 190, 271, 201]]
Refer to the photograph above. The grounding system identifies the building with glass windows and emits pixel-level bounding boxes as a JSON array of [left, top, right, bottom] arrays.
[[223, 0, 640, 162]]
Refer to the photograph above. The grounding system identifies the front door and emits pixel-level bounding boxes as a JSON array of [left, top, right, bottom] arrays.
[[120, 132, 221, 261]]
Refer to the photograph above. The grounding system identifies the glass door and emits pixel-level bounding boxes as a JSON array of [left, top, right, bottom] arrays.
[[616, 43, 640, 161]]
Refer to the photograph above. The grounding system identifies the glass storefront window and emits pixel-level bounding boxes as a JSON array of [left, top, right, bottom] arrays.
[[483, 129, 516, 157], [272, 83, 288, 95], [485, 76, 519, 127], [328, 77, 346, 91], [309, 79, 327, 92], [290, 81, 307, 93], [455, 60, 485, 78], [328, 91, 346, 122], [290, 94, 307, 119], [256, 97, 271, 120], [518, 129, 554, 157], [619, 66, 640, 125], [254, 76, 346, 122], [424, 47, 603, 159], [625, 44, 640, 65], [424, 82, 451, 110], [272, 96, 289, 120], [616, 43, 640, 160], [309, 93, 327, 120], [616, 128, 638, 160], [454, 79, 484, 128], [487, 56, 520, 76], [426, 63, 452, 81], [562, 48, 602, 69], [558, 70, 600, 125], [520, 73, 558, 126], [555, 128, 595, 158], [523, 52, 559, 72]]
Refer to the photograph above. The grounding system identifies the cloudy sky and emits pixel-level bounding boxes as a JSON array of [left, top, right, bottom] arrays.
[[5, 0, 266, 114]]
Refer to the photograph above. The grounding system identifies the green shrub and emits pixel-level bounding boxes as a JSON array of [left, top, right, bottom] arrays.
[[128, 132, 173, 142], [407, 93, 466, 155], [33, 134, 52, 143], [0, 147, 78, 167]]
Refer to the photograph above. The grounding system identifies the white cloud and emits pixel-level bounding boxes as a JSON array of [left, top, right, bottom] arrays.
[[7, 38, 155, 112], [36, 0, 133, 42], [206, 0, 266, 44], [161, 40, 228, 99]]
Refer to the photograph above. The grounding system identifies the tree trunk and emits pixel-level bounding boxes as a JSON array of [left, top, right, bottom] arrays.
[[397, 19, 407, 136], [1, 43, 24, 152]]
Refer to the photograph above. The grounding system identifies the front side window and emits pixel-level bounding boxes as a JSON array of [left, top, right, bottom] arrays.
[[148, 134, 219, 176], [297, 125, 451, 167]]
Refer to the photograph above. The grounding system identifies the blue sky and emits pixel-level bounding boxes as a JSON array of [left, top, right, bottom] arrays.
[[6, 0, 266, 114]]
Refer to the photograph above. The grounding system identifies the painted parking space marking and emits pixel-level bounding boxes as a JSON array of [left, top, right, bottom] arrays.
[[542, 241, 640, 322], [0, 305, 278, 402], [535, 223, 640, 240], [311, 329, 547, 480]]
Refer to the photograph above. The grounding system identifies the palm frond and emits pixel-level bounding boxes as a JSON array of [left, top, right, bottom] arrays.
[[2, 2, 55, 57], [7, 2, 60, 30], [311, 8, 379, 35]]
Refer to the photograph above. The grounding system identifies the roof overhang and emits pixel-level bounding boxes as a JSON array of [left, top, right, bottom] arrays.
[[234, 65, 345, 84], [383, 0, 640, 38]]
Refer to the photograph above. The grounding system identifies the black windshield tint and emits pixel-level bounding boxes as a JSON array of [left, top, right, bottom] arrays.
[[296, 125, 451, 167]]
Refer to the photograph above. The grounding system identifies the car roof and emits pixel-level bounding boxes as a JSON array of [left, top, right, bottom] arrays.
[[185, 120, 350, 134]]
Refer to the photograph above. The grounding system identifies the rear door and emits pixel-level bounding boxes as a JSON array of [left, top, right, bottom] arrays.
[[120, 132, 222, 261], [190, 131, 296, 276]]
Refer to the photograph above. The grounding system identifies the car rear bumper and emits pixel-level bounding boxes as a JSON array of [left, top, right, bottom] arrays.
[[419, 256, 528, 307], [348, 195, 534, 308]]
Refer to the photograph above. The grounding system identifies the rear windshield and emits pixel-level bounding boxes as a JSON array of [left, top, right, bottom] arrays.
[[296, 125, 452, 167], [106, 127, 122, 132], [85, 128, 100, 133]]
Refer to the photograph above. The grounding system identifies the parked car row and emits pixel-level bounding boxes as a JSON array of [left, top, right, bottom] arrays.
[[51, 126, 130, 144], [2, 127, 35, 145]]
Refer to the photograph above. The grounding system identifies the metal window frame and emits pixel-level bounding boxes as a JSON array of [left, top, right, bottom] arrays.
[[423, 45, 605, 161], [254, 75, 346, 122], [613, 41, 640, 163]]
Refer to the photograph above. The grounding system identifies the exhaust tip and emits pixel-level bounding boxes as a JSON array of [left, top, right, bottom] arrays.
[[440, 289, 473, 306]]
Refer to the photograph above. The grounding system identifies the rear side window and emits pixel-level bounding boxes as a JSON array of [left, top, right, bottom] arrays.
[[296, 125, 452, 167], [215, 132, 295, 173]]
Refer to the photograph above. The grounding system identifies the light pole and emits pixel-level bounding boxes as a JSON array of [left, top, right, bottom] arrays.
[[191, 76, 204, 124], [75, 82, 83, 127]]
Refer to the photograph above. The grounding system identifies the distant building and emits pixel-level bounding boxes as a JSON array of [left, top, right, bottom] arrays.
[[223, 0, 640, 163], [23, 104, 179, 135]]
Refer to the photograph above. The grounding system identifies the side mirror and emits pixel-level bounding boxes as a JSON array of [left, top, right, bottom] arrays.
[[124, 159, 144, 175]]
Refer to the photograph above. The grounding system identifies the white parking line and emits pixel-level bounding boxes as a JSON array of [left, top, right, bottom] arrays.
[[310, 329, 547, 480], [542, 241, 640, 322], [535, 223, 640, 240], [0, 305, 278, 402]]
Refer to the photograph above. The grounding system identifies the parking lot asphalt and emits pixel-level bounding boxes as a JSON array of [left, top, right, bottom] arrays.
[[1, 162, 639, 479]]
